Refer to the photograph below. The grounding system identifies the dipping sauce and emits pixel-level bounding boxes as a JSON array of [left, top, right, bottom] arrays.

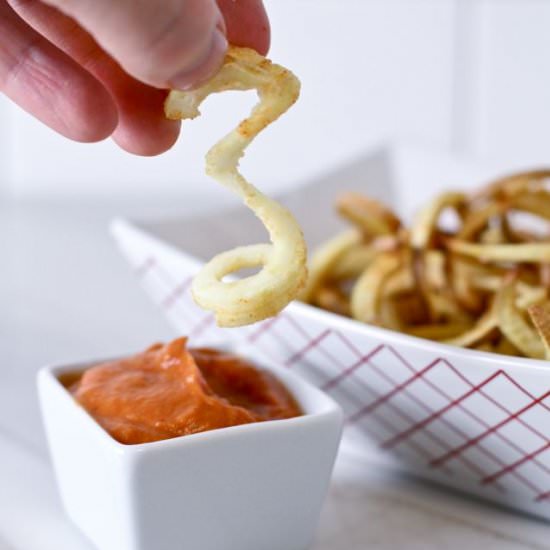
[[69, 337, 302, 444]]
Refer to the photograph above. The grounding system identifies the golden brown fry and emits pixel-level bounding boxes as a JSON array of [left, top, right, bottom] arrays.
[[540, 263, 550, 287], [406, 322, 471, 341], [384, 265, 415, 296], [479, 223, 507, 245], [528, 302, 550, 359], [476, 169, 550, 200], [471, 273, 507, 292], [511, 191, 550, 220], [314, 286, 351, 317], [309, 169, 550, 359], [496, 282, 545, 359], [425, 291, 471, 323], [301, 230, 361, 302], [411, 250, 434, 321], [412, 250, 463, 323], [472, 275, 545, 308], [379, 298, 404, 330], [474, 341, 495, 353], [411, 192, 466, 249], [330, 244, 376, 280], [516, 285, 547, 310], [493, 337, 522, 357], [444, 304, 499, 347], [450, 257, 487, 313], [372, 232, 407, 252], [424, 250, 447, 289], [337, 192, 401, 237], [351, 252, 403, 323], [458, 201, 507, 241], [446, 239, 550, 263], [390, 292, 430, 325]]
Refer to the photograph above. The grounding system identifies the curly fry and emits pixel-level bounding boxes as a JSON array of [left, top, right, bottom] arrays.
[[337, 192, 401, 237], [528, 301, 550, 359], [351, 252, 403, 324], [446, 240, 550, 263], [410, 192, 466, 249], [304, 168, 550, 358], [165, 47, 307, 327], [301, 230, 361, 302], [496, 282, 545, 359]]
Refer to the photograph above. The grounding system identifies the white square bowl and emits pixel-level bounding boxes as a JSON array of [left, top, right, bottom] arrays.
[[37, 348, 343, 550], [110, 145, 550, 521]]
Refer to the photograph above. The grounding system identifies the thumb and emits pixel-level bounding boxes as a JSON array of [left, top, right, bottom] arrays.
[[43, 0, 228, 90]]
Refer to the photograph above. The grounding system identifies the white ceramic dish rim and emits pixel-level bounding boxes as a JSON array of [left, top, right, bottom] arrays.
[[283, 287, 550, 375], [291, 302, 550, 371], [38, 348, 342, 456]]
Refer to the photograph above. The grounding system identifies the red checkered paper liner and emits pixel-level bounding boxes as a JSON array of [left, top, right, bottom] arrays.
[[113, 219, 550, 521]]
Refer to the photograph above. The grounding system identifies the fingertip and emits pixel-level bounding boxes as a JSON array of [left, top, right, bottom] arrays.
[[169, 27, 228, 91], [252, 24, 270, 57], [112, 118, 181, 156], [247, 0, 271, 56]]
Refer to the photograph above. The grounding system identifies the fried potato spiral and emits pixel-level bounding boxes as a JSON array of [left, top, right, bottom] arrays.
[[165, 47, 307, 327]]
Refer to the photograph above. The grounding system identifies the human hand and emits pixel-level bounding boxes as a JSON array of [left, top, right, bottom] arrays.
[[0, 0, 270, 155]]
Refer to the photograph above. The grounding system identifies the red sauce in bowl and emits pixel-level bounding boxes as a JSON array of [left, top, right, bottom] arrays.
[[70, 337, 301, 444]]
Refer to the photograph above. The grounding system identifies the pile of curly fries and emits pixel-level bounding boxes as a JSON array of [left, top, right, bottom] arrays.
[[302, 171, 550, 359]]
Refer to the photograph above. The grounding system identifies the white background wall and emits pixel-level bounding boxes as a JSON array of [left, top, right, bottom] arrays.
[[0, 0, 549, 204]]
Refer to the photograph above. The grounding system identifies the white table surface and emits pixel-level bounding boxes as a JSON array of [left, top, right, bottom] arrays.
[[2, 198, 549, 550]]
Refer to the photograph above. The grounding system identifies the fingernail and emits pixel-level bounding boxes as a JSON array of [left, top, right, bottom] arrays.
[[171, 28, 228, 91]]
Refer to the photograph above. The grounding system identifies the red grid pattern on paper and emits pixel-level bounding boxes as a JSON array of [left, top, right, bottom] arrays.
[[134, 254, 550, 505], [269, 321, 545, 495]]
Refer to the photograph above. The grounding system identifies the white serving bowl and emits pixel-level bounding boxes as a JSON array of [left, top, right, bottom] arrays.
[[37, 348, 343, 550], [110, 146, 550, 521]]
